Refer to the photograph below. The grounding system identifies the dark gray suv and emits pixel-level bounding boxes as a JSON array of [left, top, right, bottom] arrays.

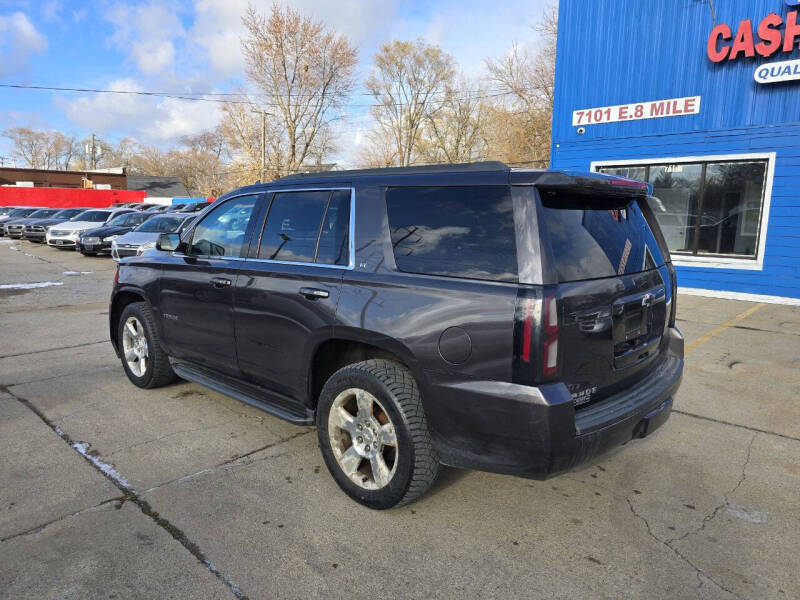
[[109, 162, 683, 509]]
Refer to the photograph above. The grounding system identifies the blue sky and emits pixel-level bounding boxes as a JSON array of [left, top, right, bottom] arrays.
[[0, 0, 551, 165]]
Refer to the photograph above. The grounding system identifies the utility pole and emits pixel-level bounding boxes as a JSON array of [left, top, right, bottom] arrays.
[[85, 133, 98, 170], [251, 109, 269, 183]]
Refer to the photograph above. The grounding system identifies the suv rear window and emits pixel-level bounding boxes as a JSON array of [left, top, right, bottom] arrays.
[[386, 186, 517, 282], [539, 193, 666, 283]]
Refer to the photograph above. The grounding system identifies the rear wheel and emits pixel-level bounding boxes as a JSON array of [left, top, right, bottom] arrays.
[[316, 359, 439, 509], [117, 302, 176, 388]]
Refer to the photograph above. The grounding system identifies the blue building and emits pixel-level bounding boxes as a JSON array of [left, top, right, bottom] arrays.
[[551, 0, 800, 303]]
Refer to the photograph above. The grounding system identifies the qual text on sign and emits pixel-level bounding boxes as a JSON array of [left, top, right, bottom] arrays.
[[572, 96, 701, 127]]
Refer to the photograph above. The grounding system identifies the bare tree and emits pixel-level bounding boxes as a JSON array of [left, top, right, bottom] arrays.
[[3, 127, 80, 170], [418, 78, 488, 164], [237, 4, 357, 178], [355, 126, 400, 168], [484, 2, 557, 166], [365, 39, 455, 166]]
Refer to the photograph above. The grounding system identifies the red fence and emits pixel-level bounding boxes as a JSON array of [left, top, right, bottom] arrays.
[[0, 187, 146, 208]]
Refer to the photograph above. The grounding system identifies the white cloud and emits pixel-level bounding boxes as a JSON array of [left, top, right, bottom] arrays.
[[105, 2, 185, 75], [60, 78, 221, 144], [0, 11, 47, 75], [189, 0, 249, 78]]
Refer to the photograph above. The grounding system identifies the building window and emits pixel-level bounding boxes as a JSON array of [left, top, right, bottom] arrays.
[[598, 159, 768, 260]]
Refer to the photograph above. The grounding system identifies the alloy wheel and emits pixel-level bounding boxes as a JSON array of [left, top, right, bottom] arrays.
[[121, 316, 149, 377], [328, 388, 398, 490]]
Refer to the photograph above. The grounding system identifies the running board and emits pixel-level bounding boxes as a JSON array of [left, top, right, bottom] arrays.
[[171, 361, 314, 426]]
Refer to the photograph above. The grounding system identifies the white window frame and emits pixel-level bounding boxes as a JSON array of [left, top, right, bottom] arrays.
[[591, 152, 776, 271]]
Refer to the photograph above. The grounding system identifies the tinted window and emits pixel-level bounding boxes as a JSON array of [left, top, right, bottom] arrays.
[[78, 210, 111, 223], [386, 186, 517, 282], [190, 195, 257, 257], [29, 209, 59, 218], [315, 190, 351, 265], [258, 191, 329, 263], [135, 216, 184, 233], [539, 193, 665, 283], [9, 209, 36, 217], [53, 209, 84, 219]]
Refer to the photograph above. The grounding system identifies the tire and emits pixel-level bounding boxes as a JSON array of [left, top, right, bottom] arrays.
[[117, 301, 176, 389], [316, 359, 439, 509]]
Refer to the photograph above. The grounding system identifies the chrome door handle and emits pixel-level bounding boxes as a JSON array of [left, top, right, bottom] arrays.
[[299, 287, 329, 299], [210, 277, 232, 288]]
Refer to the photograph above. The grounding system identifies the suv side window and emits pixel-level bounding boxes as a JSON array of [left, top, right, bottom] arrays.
[[385, 186, 518, 282], [315, 190, 351, 266], [189, 195, 258, 257], [257, 190, 350, 265]]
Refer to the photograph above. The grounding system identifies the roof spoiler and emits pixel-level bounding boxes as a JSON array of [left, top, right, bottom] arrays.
[[517, 170, 649, 198]]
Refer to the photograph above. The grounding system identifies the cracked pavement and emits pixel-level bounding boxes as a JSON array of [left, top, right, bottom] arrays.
[[1, 241, 799, 599]]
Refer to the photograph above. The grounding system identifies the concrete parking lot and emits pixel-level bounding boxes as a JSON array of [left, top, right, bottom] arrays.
[[1, 238, 798, 600]]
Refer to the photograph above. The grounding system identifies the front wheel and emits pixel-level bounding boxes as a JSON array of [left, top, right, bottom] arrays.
[[117, 302, 176, 388], [316, 359, 439, 509]]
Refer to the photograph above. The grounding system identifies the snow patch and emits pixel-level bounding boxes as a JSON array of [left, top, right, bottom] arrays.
[[0, 239, 15, 244], [0, 281, 63, 290], [62, 271, 93, 276], [72, 441, 131, 488], [9, 245, 19, 251]]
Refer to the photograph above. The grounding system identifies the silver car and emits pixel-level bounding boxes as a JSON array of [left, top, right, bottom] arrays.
[[111, 213, 196, 261]]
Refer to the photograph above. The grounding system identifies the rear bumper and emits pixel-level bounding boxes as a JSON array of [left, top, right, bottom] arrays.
[[425, 326, 684, 478]]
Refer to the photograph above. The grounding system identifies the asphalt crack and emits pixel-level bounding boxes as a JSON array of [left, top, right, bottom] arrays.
[[673, 409, 799, 442], [2, 385, 251, 600], [665, 433, 757, 546], [0, 339, 108, 359], [624, 434, 758, 600], [141, 429, 313, 494], [0, 496, 125, 542]]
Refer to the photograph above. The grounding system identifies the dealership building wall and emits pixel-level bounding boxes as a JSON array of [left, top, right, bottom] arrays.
[[550, 0, 800, 303]]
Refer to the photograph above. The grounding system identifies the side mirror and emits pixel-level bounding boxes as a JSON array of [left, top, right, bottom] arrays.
[[156, 232, 182, 252]]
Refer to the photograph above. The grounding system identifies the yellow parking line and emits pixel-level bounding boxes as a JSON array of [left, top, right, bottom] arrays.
[[685, 303, 765, 354]]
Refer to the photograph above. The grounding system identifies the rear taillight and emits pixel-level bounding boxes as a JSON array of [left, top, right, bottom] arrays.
[[113, 265, 119, 285], [542, 293, 559, 378], [513, 289, 560, 385]]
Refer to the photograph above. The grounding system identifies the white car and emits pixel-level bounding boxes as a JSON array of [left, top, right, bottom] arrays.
[[46, 208, 134, 249]]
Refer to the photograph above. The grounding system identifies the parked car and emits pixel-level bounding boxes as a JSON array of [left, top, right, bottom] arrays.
[[22, 208, 92, 243], [77, 211, 155, 256], [0, 207, 38, 236], [110, 213, 196, 260], [46, 208, 134, 249], [3, 208, 62, 238], [175, 202, 209, 213], [109, 163, 683, 509]]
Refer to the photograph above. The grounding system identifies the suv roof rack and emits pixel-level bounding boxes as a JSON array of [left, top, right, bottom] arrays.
[[274, 161, 510, 182]]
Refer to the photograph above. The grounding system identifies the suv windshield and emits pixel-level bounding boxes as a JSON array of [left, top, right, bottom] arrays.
[[28, 209, 59, 219], [107, 212, 151, 227], [538, 193, 666, 282], [9, 208, 36, 217], [74, 210, 111, 223], [134, 215, 186, 233], [53, 209, 85, 219]]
